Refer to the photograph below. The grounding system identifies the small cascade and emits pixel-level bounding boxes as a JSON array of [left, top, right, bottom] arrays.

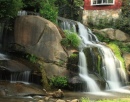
[[0, 53, 42, 85], [11, 71, 31, 83], [58, 17, 127, 92]]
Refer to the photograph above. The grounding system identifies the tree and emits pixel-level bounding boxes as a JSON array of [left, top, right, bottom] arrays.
[[58, 0, 84, 21], [114, 0, 130, 33], [122, 0, 130, 17], [0, 0, 23, 19]]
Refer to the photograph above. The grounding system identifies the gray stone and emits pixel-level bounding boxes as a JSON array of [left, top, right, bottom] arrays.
[[93, 28, 130, 42]]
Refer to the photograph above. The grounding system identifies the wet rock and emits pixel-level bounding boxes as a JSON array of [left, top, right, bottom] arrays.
[[43, 89, 64, 98], [52, 89, 64, 98], [44, 96, 50, 101]]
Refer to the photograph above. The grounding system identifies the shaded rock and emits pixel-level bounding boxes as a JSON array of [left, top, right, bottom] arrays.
[[44, 63, 69, 78], [68, 76, 83, 84], [52, 89, 64, 98], [43, 89, 64, 98], [123, 53, 130, 80], [0, 89, 6, 96]]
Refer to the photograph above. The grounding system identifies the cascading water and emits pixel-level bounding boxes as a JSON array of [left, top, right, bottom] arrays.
[[58, 17, 127, 92], [10, 71, 31, 83], [79, 49, 100, 92], [97, 45, 127, 89], [77, 22, 100, 92]]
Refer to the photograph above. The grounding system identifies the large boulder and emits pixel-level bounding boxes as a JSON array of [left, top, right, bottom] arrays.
[[13, 15, 68, 77], [14, 15, 67, 63]]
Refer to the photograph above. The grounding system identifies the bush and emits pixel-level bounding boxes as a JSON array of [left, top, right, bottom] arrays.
[[26, 54, 37, 63], [39, 0, 58, 23], [0, 0, 23, 19], [61, 30, 81, 48], [49, 76, 68, 89]]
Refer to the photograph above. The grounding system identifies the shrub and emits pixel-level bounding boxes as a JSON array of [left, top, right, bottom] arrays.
[[49, 76, 68, 89], [87, 16, 115, 29], [81, 97, 90, 102], [26, 54, 37, 63], [39, 1, 58, 23], [61, 30, 81, 48]]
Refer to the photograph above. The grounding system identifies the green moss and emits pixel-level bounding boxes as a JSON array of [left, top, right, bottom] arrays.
[[97, 55, 101, 75], [107, 43, 125, 70], [61, 30, 81, 48], [38, 60, 50, 90], [49, 76, 68, 89], [81, 97, 130, 102]]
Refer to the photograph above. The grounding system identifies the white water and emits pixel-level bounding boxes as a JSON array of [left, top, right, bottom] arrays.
[[97, 45, 121, 89], [79, 50, 100, 92], [11, 71, 31, 82], [77, 22, 127, 90], [58, 18, 127, 92]]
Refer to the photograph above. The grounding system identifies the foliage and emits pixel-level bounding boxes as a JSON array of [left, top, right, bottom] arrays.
[[70, 53, 78, 59], [81, 97, 90, 102], [87, 17, 115, 29], [122, 0, 130, 18], [94, 32, 110, 43], [59, 0, 84, 21], [81, 97, 130, 102], [0, 0, 23, 19], [107, 43, 125, 69], [69, 53, 79, 65], [61, 30, 81, 48], [109, 41, 130, 53], [54, 0, 68, 7], [22, 0, 43, 12], [97, 99, 130, 102], [26, 54, 37, 63], [39, 0, 58, 23], [95, 32, 130, 53], [49, 76, 68, 89]]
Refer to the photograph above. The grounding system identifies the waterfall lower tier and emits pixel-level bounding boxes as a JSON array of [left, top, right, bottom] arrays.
[[79, 74, 100, 92], [79, 51, 100, 92]]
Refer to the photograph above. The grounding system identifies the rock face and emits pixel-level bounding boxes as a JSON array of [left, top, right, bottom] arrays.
[[14, 15, 68, 77], [123, 53, 130, 80], [14, 15, 67, 63], [93, 28, 130, 42]]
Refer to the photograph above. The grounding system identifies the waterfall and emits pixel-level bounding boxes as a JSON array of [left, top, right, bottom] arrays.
[[97, 45, 127, 89], [11, 71, 31, 83], [79, 50, 100, 92], [58, 17, 127, 92]]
